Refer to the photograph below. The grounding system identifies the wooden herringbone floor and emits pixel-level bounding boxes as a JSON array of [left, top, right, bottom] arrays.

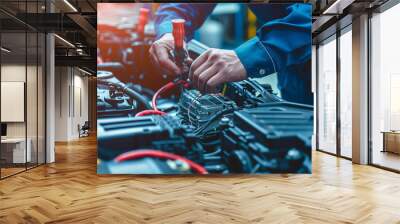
[[1, 135, 400, 224]]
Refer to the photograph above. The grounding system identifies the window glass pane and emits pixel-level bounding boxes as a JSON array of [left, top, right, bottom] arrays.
[[312, 45, 317, 150], [318, 37, 337, 154], [27, 31, 38, 169], [1, 31, 27, 177], [26, 0, 39, 169], [371, 3, 400, 171], [0, 0, 46, 179], [340, 29, 352, 158], [38, 32, 45, 165]]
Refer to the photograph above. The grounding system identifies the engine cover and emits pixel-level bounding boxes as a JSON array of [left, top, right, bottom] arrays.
[[221, 102, 313, 173], [97, 115, 202, 161]]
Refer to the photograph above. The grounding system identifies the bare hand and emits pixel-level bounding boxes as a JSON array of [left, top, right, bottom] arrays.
[[149, 33, 182, 76], [189, 48, 247, 93]]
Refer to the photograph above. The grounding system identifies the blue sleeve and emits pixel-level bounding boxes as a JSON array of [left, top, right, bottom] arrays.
[[155, 3, 217, 40], [235, 4, 312, 78]]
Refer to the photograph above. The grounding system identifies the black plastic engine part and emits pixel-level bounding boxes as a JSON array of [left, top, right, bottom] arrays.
[[97, 88, 137, 118], [97, 70, 152, 110], [224, 79, 282, 106], [97, 115, 202, 161], [178, 89, 237, 131], [221, 102, 313, 173], [98, 23, 154, 64], [97, 62, 125, 80], [97, 71, 137, 117]]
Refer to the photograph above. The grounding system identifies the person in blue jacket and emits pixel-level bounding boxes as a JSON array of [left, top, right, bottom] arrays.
[[149, 3, 313, 105]]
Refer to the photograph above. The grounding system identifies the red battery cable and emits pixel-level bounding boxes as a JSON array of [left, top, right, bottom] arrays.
[[114, 149, 208, 174]]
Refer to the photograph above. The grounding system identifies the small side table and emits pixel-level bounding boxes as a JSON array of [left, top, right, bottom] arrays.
[[381, 131, 400, 154], [1, 138, 32, 164]]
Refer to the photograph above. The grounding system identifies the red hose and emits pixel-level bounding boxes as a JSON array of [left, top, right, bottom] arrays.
[[114, 149, 208, 174], [135, 110, 166, 117], [151, 81, 176, 111], [136, 80, 188, 117]]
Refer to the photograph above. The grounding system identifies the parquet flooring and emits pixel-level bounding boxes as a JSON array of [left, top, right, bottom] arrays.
[[1, 167, 26, 178], [1, 135, 400, 224]]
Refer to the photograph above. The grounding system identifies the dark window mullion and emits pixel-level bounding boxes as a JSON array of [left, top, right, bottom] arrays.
[[25, 0, 28, 171], [316, 44, 320, 151], [36, 0, 39, 167], [336, 29, 341, 157], [0, 21, 2, 179], [367, 11, 373, 165]]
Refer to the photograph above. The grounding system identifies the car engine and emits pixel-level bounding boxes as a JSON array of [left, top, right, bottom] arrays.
[[97, 13, 313, 174]]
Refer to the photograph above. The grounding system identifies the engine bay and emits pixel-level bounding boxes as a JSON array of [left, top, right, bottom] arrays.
[[96, 11, 313, 174], [97, 65, 313, 174]]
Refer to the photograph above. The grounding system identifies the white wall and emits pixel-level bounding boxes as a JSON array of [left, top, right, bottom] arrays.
[[1, 65, 26, 138], [71, 72, 89, 138], [1, 63, 46, 164], [1, 65, 38, 137], [54, 66, 69, 141], [54, 67, 89, 141]]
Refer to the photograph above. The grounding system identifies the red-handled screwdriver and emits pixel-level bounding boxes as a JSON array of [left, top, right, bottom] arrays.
[[171, 19, 190, 80], [172, 19, 185, 50], [137, 8, 149, 40]]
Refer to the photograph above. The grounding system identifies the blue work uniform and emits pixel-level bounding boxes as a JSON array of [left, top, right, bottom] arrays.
[[155, 3, 313, 105]]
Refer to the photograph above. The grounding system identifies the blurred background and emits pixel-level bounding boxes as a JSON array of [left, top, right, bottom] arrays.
[[97, 2, 280, 95]]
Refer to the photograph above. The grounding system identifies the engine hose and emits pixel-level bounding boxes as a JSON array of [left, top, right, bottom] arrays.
[[97, 79, 152, 110], [114, 149, 208, 174], [122, 86, 152, 109], [126, 83, 155, 97]]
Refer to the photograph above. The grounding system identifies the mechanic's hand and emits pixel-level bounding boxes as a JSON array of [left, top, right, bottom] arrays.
[[149, 33, 182, 76], [189, 48, 247, 93]]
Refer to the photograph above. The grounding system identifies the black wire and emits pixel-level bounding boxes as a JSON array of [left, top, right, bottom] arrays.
[[203, 148, 222, 157], [193, 109, 233, 135], [123, 87, 152, 110], [200, 139, 220, 146], [140, 87, 155, 96], [98, 79, 152, 110], [243, 80, 282, 103], [126, 83, 155, 97]]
